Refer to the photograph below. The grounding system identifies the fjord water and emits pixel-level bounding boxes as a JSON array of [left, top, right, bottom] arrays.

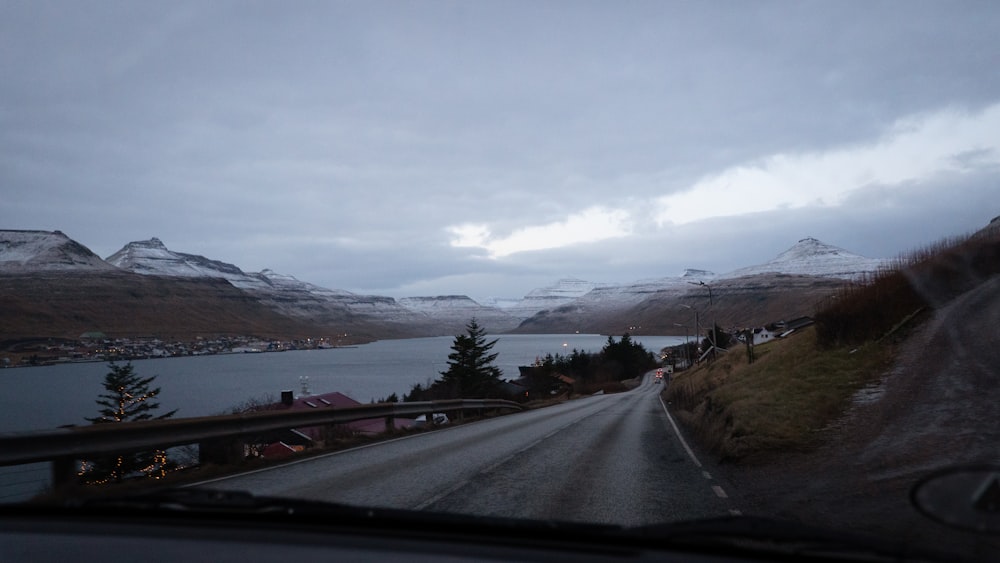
[[1, 334, 684, 433]]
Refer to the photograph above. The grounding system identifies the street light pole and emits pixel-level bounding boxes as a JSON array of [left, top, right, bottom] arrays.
[[680, 303, 699, 357], [673, 323, 690, 368], [688, 280, 717, 358]]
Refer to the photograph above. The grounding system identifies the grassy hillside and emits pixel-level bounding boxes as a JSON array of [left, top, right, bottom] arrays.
[[665, 327, 892, 461], [665, 219, 1000, 462]]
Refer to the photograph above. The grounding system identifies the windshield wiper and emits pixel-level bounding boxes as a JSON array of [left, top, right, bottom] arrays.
[[15, 488, 948, 561], [49, 487, 620, 538], [625, 516, 944, 562], [68, 487, 318, 515]]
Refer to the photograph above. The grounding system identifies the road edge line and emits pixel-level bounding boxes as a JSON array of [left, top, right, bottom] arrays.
[[658, 395, 703, 469]]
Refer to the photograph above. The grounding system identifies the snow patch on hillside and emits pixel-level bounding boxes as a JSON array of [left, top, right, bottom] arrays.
[[398, 296, 521, 332], [106, 238, 274, 290], [576, 269, 718, 310], [0, 230, 116, 272], [106, 238, 445, 328], [721, 237, 887, 280], [506, 278, 615, 319]]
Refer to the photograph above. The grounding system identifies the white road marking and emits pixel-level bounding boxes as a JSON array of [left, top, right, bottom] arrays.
[[413, 479, 470, 510], [658, 395, 703, 468], [657, 393, 742, 513]]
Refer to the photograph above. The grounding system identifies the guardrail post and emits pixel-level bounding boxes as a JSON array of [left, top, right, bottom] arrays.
[[199, 437, 245, 466], [52, 456, 77, 488], [385, 413, 395, 433]]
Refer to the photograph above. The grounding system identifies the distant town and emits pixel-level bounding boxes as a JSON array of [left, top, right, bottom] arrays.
[[1, 334, 354, 368]]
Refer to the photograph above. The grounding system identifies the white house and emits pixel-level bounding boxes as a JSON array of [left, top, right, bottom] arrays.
[[752, 327, 777, 345]]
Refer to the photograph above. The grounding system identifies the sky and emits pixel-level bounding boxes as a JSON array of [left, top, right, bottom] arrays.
[[3, 1, 1000, 302]]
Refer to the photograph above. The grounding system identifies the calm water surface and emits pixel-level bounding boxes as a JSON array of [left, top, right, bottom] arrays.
[[1, 334, 684, 433]]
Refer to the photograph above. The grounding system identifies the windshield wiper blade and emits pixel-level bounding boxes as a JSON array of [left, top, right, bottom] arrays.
[[68, 487, 340, 515], [37, 489, 946, 560], [61, 487, 620, 536], [624, 516, 942, 562]]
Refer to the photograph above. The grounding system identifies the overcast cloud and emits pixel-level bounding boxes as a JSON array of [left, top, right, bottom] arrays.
[[3, 1, 999, 301]]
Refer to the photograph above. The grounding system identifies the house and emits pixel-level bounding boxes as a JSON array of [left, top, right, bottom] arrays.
[[255, 389, 413, 459], [260, 441, 304, 459], [271, 389, 414, 435], [752, 327, 777, 345], [514, 365, 575, 400]]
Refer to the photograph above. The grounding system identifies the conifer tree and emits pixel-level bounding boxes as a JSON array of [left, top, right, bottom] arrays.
[[600, 333, 657, 380], [437, 318, 503, 399], [82, 361, 177, 484]]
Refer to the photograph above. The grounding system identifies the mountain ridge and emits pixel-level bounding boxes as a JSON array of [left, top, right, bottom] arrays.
[[0, 230, 117, 272], [720, 237, 887, 280], [2, 229, 893, 340]]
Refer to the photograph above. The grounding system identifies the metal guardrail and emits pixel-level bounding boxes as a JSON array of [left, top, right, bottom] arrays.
[[0, 399, 523, 485]]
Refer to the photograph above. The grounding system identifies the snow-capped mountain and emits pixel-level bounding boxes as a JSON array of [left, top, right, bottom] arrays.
[[250, 269, 356, 299], [0, 230, 116, 272], [106, 238, 445, 333], [250, 270, 427, 329], [477, 297, 522, 310], [575, 269, 718, 310], [721, 237, 887, 280], [397, 296, 521, 332], [106, 238, 274, 290], [505, 278, 613, 319]]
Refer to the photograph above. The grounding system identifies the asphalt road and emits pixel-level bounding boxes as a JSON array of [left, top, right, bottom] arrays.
[[199, 373, 738, 526]]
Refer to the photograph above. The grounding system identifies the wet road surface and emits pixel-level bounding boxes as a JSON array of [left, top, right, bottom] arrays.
[[199, 373, 737, 525]]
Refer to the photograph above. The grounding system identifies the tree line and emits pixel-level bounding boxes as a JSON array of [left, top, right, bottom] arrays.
[[404, 320, 660, 402]]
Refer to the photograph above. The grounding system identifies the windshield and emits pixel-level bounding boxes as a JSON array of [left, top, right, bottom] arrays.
[[2, 2, 999, 561]]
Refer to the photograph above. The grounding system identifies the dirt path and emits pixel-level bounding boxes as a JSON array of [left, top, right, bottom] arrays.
[[725, 275, 1000, 561]]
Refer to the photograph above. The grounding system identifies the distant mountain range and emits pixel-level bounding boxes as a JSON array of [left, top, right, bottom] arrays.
[[0, 229, 893, 341]]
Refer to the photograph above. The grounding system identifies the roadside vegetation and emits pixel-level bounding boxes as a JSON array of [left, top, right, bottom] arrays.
[[815, 219, 1000, 347], [403, 320, 659, 401], [666, 220, 1000, 462], [666, 326, 891, 461], [518, 333, 659, 397]]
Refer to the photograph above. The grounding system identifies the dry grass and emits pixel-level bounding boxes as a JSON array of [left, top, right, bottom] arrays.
[[664, 327, 892, 462], [814, 224, 1000, 347]]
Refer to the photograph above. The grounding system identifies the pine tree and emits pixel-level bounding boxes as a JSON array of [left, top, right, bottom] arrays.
[[436, 318, 503, 399], [82, 361, 177, 484], [600, 333, 657, 380]]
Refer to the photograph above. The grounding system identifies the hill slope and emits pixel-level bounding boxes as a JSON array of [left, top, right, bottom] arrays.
[[0, 230, 116, 272], [0, 271, 331, 342], [722, 237, 886, 280]]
